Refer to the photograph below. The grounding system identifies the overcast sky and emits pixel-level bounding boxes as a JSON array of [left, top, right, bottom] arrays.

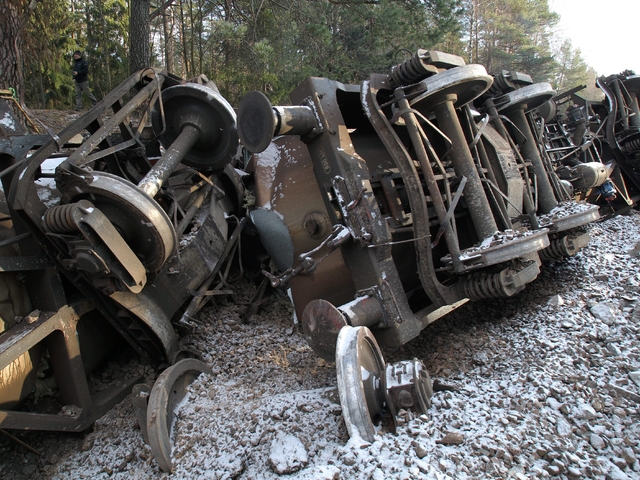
[[549, 0, 640, 75]]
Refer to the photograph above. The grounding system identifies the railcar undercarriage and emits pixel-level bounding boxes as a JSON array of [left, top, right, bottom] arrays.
[[0, 50, 636, 465]]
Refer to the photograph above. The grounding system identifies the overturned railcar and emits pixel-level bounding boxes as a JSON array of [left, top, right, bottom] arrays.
[[534, 72, 640, 215], [237, 51, 601, 441], [0, 50, 615, 452], [238, 51, 599, 358], [0, 68, 243, 460]]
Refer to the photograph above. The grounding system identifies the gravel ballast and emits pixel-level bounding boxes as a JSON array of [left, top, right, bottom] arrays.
[[1, 211, 640, 479]]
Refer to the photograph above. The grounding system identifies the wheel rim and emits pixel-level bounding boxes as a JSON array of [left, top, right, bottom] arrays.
[[336, 326, 386, 443]]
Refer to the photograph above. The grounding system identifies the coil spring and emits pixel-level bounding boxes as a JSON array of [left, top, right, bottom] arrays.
[[622, 137, 640, 153], [459, 272, 508, 300], [487, 73, 513, 97], [539, 237, 570, 263], [43, 204, 78, 233], [390, 52, 431, 87]]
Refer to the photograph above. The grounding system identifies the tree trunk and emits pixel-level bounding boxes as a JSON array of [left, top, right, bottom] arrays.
[[162, 8, 175, 73], [37, 55, 45, 108], [96, 0, 111, 91], [188, 0, 195, 78], [0, 0, 38, 105], [179, 0, 190, 76], [129, 0, 151, 74]]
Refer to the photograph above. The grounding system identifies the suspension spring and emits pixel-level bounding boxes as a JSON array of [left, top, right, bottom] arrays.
[[43, 204, 78, 233], [487, 73, 513, 97], [539, 237, 570, 263], [458, 272, 508, 300], [622, 137, 640, 154], [390, 52, 433, 87]]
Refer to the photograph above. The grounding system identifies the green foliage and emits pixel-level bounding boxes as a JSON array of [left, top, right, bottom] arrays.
[[148, 0, 466, 104], [19, 0, 595, 109], [23, 0, 76, 108], [22, 0, 129, 109], [463, 0, 558, 81], [552, 39, 588, 90]]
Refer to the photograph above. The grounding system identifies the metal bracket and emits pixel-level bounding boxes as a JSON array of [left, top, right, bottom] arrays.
[[44, 200, 147, 294], [262, 224, 352, 289]]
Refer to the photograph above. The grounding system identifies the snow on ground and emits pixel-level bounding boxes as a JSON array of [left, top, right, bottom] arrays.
[[3, 211, 640, 480]]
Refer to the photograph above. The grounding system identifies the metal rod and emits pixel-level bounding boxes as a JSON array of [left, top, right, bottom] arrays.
[[0, 428, 42, 455], [397, 97, 463, 270], [0, 158, 27, 179], [612, 80, 629, 130], [68, 76, 165, 167], [0, 231, 31, 249], [508, 107, 558, 214], [484, 98, 511, 140], [433, 94, 498, 240], [178, 217, 246, 323], [176, 183, 212, 236], [627, 91, 640, 128], [138, 124, 200, 198], [464, 106, 512, 230], [533, 114, 571, 202], [487, 108, 539, 228]]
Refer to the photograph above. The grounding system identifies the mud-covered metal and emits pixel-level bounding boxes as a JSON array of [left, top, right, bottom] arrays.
[[534, 73, 640, 216], [0, 301, 139, 431], [239, 51, 579, 359], [474, 70, 601, 263], [233, 51, 611, 441], [146, 358, 213, 472], [0, 46, 636, 450]]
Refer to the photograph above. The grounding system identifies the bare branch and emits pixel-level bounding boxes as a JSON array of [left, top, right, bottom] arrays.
[[150, 0, 176, 21]]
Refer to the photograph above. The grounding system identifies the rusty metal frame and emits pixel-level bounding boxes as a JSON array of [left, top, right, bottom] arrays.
[[0, 300, 141, 431], [362, 74, 456, 304], [3, 70, 182, 364]]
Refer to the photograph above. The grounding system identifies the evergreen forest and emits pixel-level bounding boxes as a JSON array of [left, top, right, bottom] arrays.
[[2, 0, 599, 109]]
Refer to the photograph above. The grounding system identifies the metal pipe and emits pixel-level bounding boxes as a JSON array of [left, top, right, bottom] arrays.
[[484, 101, 539, 228], [432, 94, 498, 240], [176, 183, 212, 236], [484, 99, 545, 223], [508, 106, 558, 214], [532, 115, 571, 202], [273, 106, 318, 137], [138, 124, 200, 198], [484, 99, 511, 140], [338, 296, 384, 328], [628, 91, 640, 128], [613, 80, 629, 130]]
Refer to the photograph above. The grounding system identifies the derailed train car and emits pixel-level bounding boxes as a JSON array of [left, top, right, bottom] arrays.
[[0, 49, 632, 465], [237, 50, 600, 441], [0, 69, 245, 468], [534, 71, 640, 215]]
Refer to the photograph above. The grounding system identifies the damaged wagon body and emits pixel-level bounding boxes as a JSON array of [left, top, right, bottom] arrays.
[[0, 67, 243, 450], [238, 51, 600, 359], [533, 72, 640, 216]]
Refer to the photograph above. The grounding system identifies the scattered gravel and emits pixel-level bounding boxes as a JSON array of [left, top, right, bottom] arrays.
[[2, 211, 640, 479]]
